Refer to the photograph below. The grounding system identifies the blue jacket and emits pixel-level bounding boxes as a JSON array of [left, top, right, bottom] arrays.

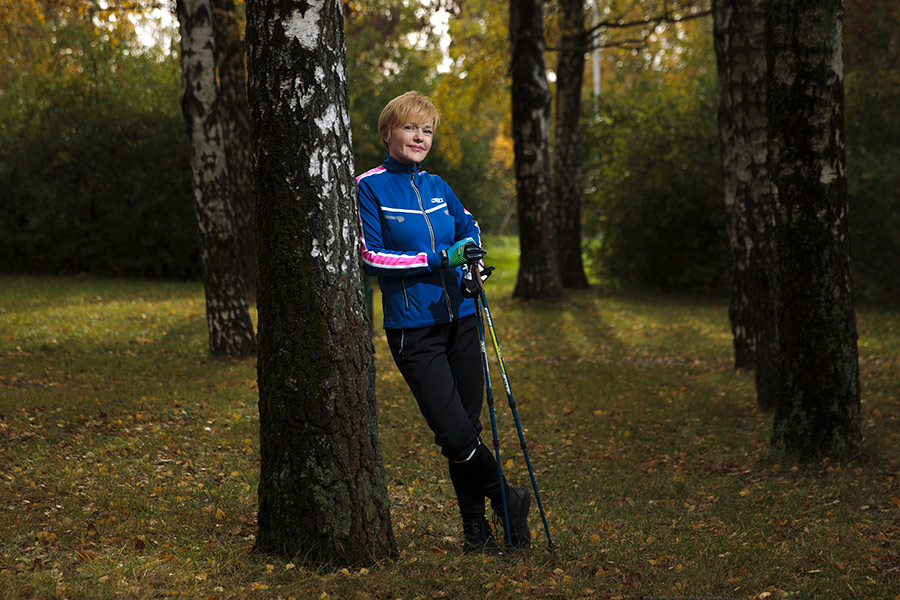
[[357, 155, 481, 329]]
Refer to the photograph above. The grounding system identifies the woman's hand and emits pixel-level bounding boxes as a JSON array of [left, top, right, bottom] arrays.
[[441, 238, 486, 268]]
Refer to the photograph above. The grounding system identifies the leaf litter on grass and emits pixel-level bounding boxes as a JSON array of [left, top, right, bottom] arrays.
[[2, 273, 900, 599]]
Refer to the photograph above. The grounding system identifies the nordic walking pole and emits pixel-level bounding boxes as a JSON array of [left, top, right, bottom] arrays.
[[472, 283, 512, 547], [479, 290, 555, 549]]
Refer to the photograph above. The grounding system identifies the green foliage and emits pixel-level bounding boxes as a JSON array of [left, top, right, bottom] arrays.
[[581, 4, 900, 301], [581, 55, 726, 293], [0, 5, 198, 278], [2, 272, 900, 597], [344, 1, 443, 172], [344, 0, 515, 234], [844, 0, 900, 303]]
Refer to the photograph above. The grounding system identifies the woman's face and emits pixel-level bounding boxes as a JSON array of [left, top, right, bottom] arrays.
[[384, 120, 433, 165]]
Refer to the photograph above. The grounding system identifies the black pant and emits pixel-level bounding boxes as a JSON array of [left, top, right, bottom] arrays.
[[387, 316, 507, 519]]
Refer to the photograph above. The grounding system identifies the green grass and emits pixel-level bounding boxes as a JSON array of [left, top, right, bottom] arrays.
[[2, 242, 899, 599]]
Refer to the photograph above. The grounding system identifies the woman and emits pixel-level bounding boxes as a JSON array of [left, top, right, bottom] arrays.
[[356, 91, 530, 554]]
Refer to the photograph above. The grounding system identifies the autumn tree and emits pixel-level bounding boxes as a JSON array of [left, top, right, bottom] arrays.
[[766, 0, 861, 458], [437, 0, 517, 233], [0, 0, 200, 278], [553, 0, 590, 289], [511, 0, 564, 300], [246, 0, 396, 563], [176, 0, 257, 358], [548, 0, 711, 290], [712, 0, 777, 410]]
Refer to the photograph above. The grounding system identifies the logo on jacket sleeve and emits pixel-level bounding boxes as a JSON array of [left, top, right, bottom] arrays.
[[431, 197, 444, 204]]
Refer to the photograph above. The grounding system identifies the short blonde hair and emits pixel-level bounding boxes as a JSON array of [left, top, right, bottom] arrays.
[[377, 91, 440, 148]]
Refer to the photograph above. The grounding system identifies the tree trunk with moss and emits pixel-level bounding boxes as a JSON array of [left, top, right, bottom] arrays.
[[766, 0, 861, 459], [246, 0, 396, 564], [213, 0, 256, 298], [713, 0, 777, 410], [511, 0, 564, 300], [176, 0, 257, 358]]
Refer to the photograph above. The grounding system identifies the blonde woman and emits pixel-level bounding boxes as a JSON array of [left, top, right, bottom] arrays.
[[356, 91, 530, 554]]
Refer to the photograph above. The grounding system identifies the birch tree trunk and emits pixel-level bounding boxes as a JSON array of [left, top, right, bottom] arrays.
[[511, 0, 564, 300], [246, 0, 396, 564], [213, 0, 256, 298], [554, 0, 589, 289], [766, 0, 861, 458], [713, 0, 777, 410], [176, 0, 257, 358]]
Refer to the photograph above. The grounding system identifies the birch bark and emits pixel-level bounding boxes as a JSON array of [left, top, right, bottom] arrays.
[[511, 0, 564, 300], [246, 0, 396, 563], [177, 0, 257, 358], [713, 0, 777, 409], [766, 0, 861, 458], [554, 0, 590, 289]]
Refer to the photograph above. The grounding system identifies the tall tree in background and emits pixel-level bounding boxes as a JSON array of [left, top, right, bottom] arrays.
[[213, 0, 256, 297], [246, 0, 396, 563], [511, 0, 564, 300], [713, 0, 777, 410], [766, 0, 861, 458], [553, 0, 590, 289], [176, 0, 256, 358]]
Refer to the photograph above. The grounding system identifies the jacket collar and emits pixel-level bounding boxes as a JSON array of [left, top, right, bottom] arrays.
[[382, 153, 421, 174]]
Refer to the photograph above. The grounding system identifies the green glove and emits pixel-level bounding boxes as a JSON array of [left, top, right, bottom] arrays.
[[441, 238, 486, 268]]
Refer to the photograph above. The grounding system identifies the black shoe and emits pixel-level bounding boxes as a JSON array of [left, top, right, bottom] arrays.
[[462, 516, 504, 556], [495, 486, 531, 549]]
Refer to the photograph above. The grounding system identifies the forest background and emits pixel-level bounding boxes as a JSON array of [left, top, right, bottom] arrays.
[[1, 0, 897, 303], [3, 1, 900, 598]]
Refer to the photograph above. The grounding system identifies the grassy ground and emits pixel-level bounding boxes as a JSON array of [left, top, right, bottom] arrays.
[[1, 239, 899, 599]]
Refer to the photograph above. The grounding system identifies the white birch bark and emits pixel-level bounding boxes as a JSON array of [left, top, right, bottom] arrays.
[[177, 0, 256, 358]]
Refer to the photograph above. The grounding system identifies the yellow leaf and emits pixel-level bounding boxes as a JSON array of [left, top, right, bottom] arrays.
[[505, 459, 514, 469], [739, 489, 750, 497], [215, 508, 225, 520]]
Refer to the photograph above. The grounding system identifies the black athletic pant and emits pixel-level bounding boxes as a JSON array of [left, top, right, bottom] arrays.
[[387, 316, 507, 520]]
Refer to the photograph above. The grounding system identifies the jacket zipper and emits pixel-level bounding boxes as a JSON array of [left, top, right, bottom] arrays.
[[410, 172, 454, 321]]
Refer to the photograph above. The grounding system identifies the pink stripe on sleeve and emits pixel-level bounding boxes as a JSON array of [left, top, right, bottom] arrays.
[[356, 166, 386, 183], [357, 213, 429, 270], [360, 240, 429, 269]]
